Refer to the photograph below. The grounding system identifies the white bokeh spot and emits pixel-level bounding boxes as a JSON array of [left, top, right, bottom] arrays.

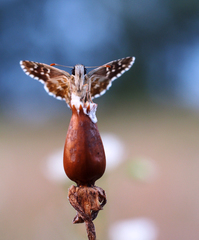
[[109, 218, 158, 240], [42, 149, 68, 183], [101, 133, 125, 171]]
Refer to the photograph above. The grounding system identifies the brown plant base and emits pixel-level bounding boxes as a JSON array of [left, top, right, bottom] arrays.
[[68, 185, 107, 240]]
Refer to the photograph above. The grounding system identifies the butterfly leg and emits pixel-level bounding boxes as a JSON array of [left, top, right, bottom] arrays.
[[82, 83, 88, 104], [82, 83, 93, 104], [88, 92, 93, 103], [84, 83, 93, 103]]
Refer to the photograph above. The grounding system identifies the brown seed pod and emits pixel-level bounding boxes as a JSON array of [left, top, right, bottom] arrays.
[[63, 105, 106, 186]]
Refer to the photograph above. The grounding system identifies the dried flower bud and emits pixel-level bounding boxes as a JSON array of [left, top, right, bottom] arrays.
[[63, 104, 106, 186]]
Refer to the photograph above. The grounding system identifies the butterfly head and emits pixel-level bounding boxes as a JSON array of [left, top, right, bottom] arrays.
[[72, 64, 87, 91], [72, 64, 87, 76]]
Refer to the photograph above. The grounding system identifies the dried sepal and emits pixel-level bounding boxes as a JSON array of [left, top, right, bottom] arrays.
[[68, 185, 107, 240]]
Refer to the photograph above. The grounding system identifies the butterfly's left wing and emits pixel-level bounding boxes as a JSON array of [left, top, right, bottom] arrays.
[[20, 61, 72, 103], [86, 56, 135, 99]]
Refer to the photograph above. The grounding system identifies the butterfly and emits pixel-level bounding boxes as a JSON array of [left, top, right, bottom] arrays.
[[20, 57, 135, 105]]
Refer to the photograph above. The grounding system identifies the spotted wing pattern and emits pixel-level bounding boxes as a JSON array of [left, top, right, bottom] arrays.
[[86, 56, 135, 98], [20, 61, 72, 103]]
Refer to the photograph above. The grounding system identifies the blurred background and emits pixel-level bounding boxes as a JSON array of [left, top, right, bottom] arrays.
[[1, 0, 199, 239]]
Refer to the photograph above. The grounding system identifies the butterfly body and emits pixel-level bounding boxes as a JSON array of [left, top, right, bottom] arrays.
[[20, 57, 135, 105]]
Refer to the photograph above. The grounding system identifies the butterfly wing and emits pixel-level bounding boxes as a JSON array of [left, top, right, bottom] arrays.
[[20, 61, 72, 103], [86, 57, 135, 99]]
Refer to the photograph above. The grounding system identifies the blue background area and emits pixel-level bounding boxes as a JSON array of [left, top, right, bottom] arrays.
[[1, 0, 199, 123]]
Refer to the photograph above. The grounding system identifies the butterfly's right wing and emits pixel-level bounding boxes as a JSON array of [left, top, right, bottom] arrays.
[[86, 57, 135, 99], [20, 61, 72, 103]]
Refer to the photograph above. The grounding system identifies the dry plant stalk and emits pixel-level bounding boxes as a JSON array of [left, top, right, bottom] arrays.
[[64, 105, 107, 240], [68, 185, 106, 240]]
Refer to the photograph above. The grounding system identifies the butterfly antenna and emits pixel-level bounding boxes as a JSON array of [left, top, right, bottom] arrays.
[[50, 63, 73, 68], [85, 66, 100, 68], [50, 63, 111, 69], [85, 64, 111, 68]]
